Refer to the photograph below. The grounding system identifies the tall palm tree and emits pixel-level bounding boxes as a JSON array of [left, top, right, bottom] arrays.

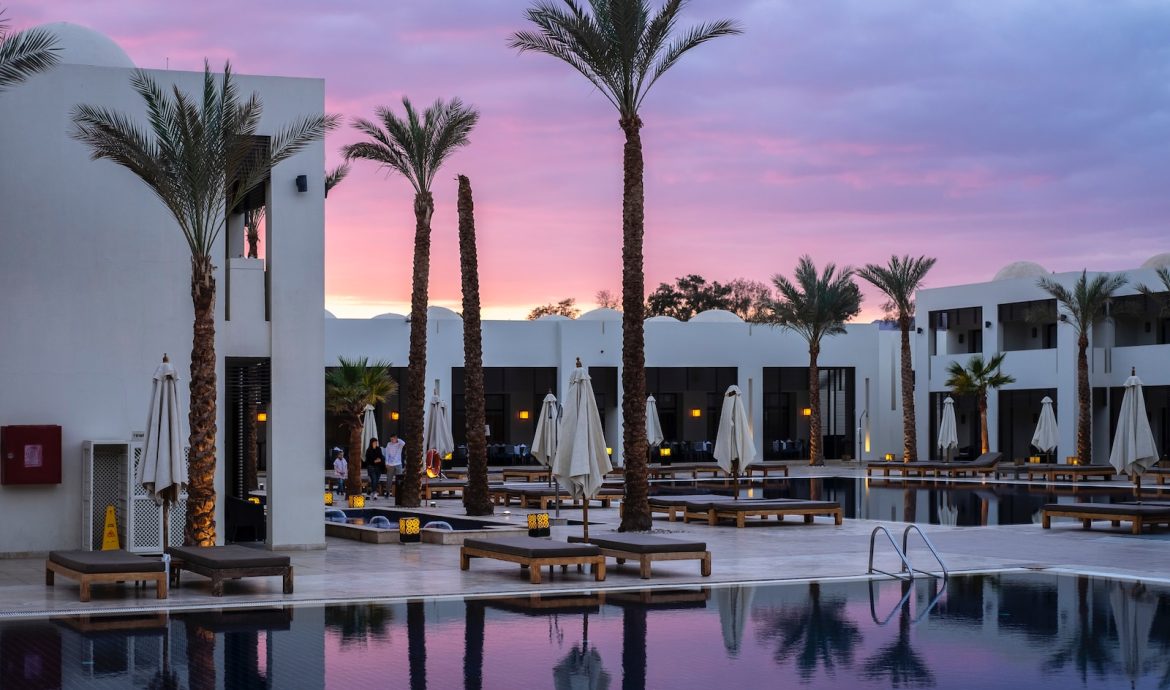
[[0, 9, 59, 92], [343, 97, 478, 507], [856, 255, 937, 463], [72, 62, 336, 545], [1038, 271, 1127, 464], [767, 256, 862, 465], [325, 356, 397, 497], [511, 0, 742, 531], [944, 353, 1015, 455], [457, 175, 492, 515]]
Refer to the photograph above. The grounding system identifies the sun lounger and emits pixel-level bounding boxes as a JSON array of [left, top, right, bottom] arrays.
[[423, 478, 467, 500], [168, 545, 293, 597], [1041, 502, 1170, 534], [500, 467, 552, 482], [568, 534, 711, 579], [865, 460, 943, 477], [1027, 465, 1116, 482], [460, 537, 605, 584], [645, 494, 724, 521], [683, 498, 843, 528], [648, 462, 726, 479], [1151, 467, 1170, 485], [489, 485, 623, 510], [936, 452, 1001, 478], [744, 461, 792, 478], [46, 550, 167, 602]]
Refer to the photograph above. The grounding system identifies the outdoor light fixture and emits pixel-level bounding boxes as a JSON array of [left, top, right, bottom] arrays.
[[606, 447, 613, 456], [527, 512, 551, 537], [985, 321, 992, 328], [324, 491, 333, 506], [660, 447, 671, 457], [884, 453, 895, 461], [256, 412, 267, 422], [802, 407, 812, 417], [1029, 456, 1042, 464], [1059, 314, 1068, 322], [248, 497, 261, 505], [1067, 456, 1083, 466], [690, 408, 702, 418], [916, 327, 923, 334], [295, 174, 308, 193], [518, 410, 530, 420], [390, 411, 400, 421], [348, 494, 365, 509], [399, 517, 421, 543], [444, 452, 452, 460]]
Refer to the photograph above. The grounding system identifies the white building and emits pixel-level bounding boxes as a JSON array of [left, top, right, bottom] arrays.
[[0, 24, 327, 554]]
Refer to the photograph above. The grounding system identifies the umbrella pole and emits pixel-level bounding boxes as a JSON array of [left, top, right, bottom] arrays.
[[582, 501, 589, 541], [162, 500, 169, 550]]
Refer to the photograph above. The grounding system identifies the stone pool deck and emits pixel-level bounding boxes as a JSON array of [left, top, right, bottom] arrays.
[[2, 461, 1168, 618]]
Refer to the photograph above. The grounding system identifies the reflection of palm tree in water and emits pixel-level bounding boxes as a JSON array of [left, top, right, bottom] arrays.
[[463, 600, 485, 690], [408, 601, 427, 690], [1043, 576, 1114, 685], [622, 605, 647, 690], [324, 603, 392, 646], [861, 580, 936, 688], [184, 619, 215, 690], [755, 582, 862, 682]]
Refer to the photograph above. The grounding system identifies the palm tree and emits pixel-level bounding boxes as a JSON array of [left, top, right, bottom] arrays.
[[1038, 271, 1127, 464], [457, 175, 492, 515], [343, 97, 478, 507], [944, 353, 1015, 455], [857, 255, 937, 463], [767, 256, 862, 465], [72, 62, 336, 545], [325, 357, 397, 497], [0, 9, 59, 92], [511, 0, 742, 531]]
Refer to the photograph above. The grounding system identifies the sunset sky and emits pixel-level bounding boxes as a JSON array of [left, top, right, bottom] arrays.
[[15, 0, 1170, 320]]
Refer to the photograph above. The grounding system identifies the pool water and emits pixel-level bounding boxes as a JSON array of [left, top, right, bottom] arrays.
[[3, 573, 1167, 688]]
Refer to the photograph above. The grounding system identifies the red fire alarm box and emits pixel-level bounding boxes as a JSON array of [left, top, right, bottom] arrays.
[[1, 425, 62, 485]]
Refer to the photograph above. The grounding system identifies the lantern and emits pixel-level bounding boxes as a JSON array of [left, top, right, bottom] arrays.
[[348, 494, 365, 509], [527, 512, 551, 537], [324, 491, 333, 506], [399, 517, 421, 543]]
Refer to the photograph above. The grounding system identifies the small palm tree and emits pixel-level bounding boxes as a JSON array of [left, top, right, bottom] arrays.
[[325, 357, 397, 497], [72, 62, 337, 545], [1038, 271, 1127, 464], [243, 163, 348, 258], [511, 0, 742, 531], [767, 256, 862, 465], [343, 97, 478, 507], [856, 255, 937, 463], [0, 9, 59, 92], [457, 175, 492, 516], [944, 353, 1015, 455]]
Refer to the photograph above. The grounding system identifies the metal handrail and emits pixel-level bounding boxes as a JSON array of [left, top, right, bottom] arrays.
[[868, 525, 913, 582], [901, 524, 949, 580], [869, 576, 949, 627]]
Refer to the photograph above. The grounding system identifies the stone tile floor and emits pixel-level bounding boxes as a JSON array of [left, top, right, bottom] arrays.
[[3, 461, 1167, 618]]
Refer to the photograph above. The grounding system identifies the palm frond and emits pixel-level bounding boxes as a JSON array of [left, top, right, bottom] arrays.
[[325, 163, 350, 197], [1038, 270, 1127, 334], [0, 17, 60, 92], [856, 254, 937, 320], [765, 255, 862, 347]]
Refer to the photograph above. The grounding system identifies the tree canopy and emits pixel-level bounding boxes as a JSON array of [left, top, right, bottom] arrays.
[[527, 297, 580, 320]]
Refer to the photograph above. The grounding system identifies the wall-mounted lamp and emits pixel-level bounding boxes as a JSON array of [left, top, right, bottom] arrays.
[[295, 174, 308, 193], [690, 408, 702, 418], [984, 321, 992, 328], [518, 410, 530, 420], [390, 411, 400, 421], [802, 407, 812, 417], [915, 327, 923, 334], [884, 452, 895, 461], [1059, 314, 1068, 322], [256, 412, 268, 422]]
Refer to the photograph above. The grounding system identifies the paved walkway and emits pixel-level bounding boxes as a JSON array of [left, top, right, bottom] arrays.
[[3, 461, 1168, 619]]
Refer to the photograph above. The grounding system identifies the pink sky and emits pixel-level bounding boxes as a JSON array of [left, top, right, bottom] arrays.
[[15, 0, 1170, 319]]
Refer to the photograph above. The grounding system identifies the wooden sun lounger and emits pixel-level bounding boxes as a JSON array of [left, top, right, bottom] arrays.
[[866, 452, 1001, 479], [1027, 465, 1116, 482], [168, 545, 292, 597], [683, 499, 843, 528], [460, 537, 605, 584], [489, 486, 623, 510], [1151, 467, 1170, 485], [865, 461, 943, 477], [645, 494, 723, 521], [423, 478, 467, 500], [501, 467, 552, 482], [744, 461, 792, 478], [568, 534, 711, 579], [46, 550, 167, 602], [1041, 502, 1170, 534], [648, 462, 726, 480]]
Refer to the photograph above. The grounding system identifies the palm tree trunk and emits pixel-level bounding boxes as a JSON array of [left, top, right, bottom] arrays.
[[619, 116, 650, 532], [978, 392, 989, 454], [186, 255, 217, 546], [808, 344, 823, 466], [243, 380, 258, 492], [346, 421, 363, 497], [1076, 332, 1090, 464], [457, 176, 492, 515], [399, 193, 434, 507], [899, 316, 918, 462]]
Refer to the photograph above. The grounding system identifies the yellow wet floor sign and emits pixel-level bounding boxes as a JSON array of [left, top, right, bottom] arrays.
[[101, 505, 120, 550]]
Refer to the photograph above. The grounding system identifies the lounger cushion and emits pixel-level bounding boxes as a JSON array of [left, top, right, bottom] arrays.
[[711, 500, 838, 512], [168, 545, 290, 570], [968, 452, 1002, 467], [511, 486, 624, 497], [49, 550, 164, 574], [463, 537, 600, 558], [648, 495, 724, 507], [570, 534, 707, 553], [1042, 503, 1170, 516]]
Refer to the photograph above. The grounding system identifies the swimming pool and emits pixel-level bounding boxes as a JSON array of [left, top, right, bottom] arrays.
[[3, 572, 1165, 688]]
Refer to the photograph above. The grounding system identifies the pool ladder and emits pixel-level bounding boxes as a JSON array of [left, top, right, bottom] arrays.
[[868, 524, 949, 582]]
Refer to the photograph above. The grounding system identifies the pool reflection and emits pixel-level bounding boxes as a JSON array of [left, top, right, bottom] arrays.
[[2, 573, 1168, 689]]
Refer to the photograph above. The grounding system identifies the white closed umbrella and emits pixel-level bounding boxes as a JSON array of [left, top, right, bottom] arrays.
[[714, 385, 756, 500], [937, 396, 958, 462], [360, 404, 377, 453], [1031, 396, 1058, 460], [1109, 369, 1159, 495], [1110, 580, 1158, 688], [137, 355, 188, 552], [646, 395, 665, 450], [424, 390, 456, 479], [552, 359, 613, 539], [714, 585, 755, 657], [532, 392, 560, 467]]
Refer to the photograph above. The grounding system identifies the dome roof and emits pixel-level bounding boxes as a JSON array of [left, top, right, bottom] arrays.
[[372, 312, 406, 320], [645, 315, 680, 323], [36, 23, 135, 69], [578, 308, 622, 321], [993, 261, 1048, 281], [1140, 252, 1170, 270], [690, 309, 744, 323], [534, 314, 571, 321], [324, 309, 337, 319], [427, 306, 461, 320]]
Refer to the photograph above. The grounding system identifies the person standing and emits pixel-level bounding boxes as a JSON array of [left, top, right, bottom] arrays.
[[332, 448, 347, 495], [384, 433, 405, 498], [364, 438, 385, 500]]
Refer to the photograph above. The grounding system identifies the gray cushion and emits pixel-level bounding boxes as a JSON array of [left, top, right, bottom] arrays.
[[168, 545, 290, 569], [1043, 503, 1170, 516], [1034, 465, 1113, 474], [463, 536, 599, 558], [569, 534, 706, 553], [649, 495, 722, 507], [512, 486, 623, 498], [968, 452, 1003, 467], [712, 500, 839, 512], [49, 550, 164, 574]]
